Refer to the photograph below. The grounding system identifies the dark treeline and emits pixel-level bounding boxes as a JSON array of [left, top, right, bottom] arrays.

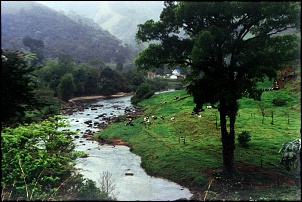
[[2, 49, 174, 127], [37, 53, 172, 102]]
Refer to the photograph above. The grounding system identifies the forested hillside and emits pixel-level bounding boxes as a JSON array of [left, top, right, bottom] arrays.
[[1, 1, 136, 64], [35, 1, 165, 45]]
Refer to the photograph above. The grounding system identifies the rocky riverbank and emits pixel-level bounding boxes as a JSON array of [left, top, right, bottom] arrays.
[[61, 93, 145, 144]]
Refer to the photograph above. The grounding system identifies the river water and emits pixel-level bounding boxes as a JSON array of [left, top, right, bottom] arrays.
[[64, 94, 193, 201]]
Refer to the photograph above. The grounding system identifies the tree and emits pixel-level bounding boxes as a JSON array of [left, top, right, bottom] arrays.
[[116, 62, 124, 71], [57, 73, 76, 102], [57, 53, 75, 76], [135, 2, 300, 176], [1, 49, 41, 127], [73, 64, 88, 96], [256, 101, 266, 124], [22, 36, 45, 64], [98, 67, 132, 95], [84, 66, 100, 95], [131, 74, 146, 87], [98, 78, 117, 96], [36, 59, 60, 93]]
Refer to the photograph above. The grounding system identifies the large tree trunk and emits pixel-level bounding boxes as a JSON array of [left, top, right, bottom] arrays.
[[219, 99, 236, 176]]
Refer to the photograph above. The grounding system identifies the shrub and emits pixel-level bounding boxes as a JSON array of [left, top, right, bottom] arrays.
[[131, 83, 155, 105], [174, 83, 184, 90], [272, 98, 287, 106], [237, 131, 251, 147], [279, 139, 301, 171], [76, 178, 112, 201], [278, 139, 301, 188]]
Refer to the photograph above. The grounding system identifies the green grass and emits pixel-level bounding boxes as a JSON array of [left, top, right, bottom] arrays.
[[95, 77, 301, 200]]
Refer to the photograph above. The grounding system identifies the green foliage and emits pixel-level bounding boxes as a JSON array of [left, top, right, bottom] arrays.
[[96, 86, 300, 200], [98, 66, 132, 95], [135, 1, 300, 175], [279, 139, 301, 171], [130, 77, 170, 105], [1, 116, 77, 200], [131, 74, 145, 87], [76, 179, 112, 201], [82, 64, 101, 95], [272, 98, 287, 106], [237, 131, 251, 148], [57, 73, 76, 102], [1, 115, 113, 200], [136, 1, 300, 112], [122, 69, 147, 92], [131, 83, 155, 105], [37, 58, 133, 99], [174, 83, 184, 90], [35, 55, 76, 96], [22, 36, 45, 63], [1, 49, 42, 127], [98, 78, 117, 96], [146, 77, 169, 91]]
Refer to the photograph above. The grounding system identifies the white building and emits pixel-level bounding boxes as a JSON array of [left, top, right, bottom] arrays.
[[170, 75, 178, 79]]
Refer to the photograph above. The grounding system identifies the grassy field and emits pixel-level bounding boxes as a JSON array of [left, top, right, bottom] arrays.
[[95, 76, 301, 200]]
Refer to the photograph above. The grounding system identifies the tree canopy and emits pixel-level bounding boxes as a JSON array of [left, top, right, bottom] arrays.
[[1, 49, 41, 127], [57, 73, 76, 102], [135, 1, 300, 175]]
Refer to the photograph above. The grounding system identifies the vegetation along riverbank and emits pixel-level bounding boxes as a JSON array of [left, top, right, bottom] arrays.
[[95, 75, 301, 201]]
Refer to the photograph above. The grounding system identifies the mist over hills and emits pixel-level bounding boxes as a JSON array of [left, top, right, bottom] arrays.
[[1, 1, 138, 64], [36, 1, 165, 45]]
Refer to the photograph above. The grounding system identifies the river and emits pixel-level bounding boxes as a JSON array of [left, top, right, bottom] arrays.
[[63, 93, 193, 201]]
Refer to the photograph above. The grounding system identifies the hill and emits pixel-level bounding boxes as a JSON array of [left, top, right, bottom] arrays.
[[1, 1, 136, 64], [35, 1, 165, 45]]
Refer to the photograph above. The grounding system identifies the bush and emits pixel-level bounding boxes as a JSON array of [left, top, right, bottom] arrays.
[[131, 83, 155, 105], [272, 98, 287, 106], [174, 83, 184, 90], [146, 77, 168, 91], [1, 116, 83, 200], [1, 116, 115, 201], [279, 139, 301, 172], [237, 131, 251, 147], [76, 178, 112, 201]]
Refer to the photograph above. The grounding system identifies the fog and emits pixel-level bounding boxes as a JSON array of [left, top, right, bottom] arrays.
[[35, 1, 165, 44]]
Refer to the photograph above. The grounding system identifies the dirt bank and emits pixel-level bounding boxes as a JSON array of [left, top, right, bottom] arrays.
[[68, 92, 134, 102]]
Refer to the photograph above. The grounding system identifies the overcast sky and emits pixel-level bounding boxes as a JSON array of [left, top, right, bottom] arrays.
[[35, 1, 165, 19]]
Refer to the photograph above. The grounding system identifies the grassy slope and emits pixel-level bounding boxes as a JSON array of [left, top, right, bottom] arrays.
[[95, 76, 301, 200]]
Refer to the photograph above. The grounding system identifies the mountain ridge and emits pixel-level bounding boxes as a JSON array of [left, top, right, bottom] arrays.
[[35, 1, 165, 45], [1, 1, 136, 64]]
